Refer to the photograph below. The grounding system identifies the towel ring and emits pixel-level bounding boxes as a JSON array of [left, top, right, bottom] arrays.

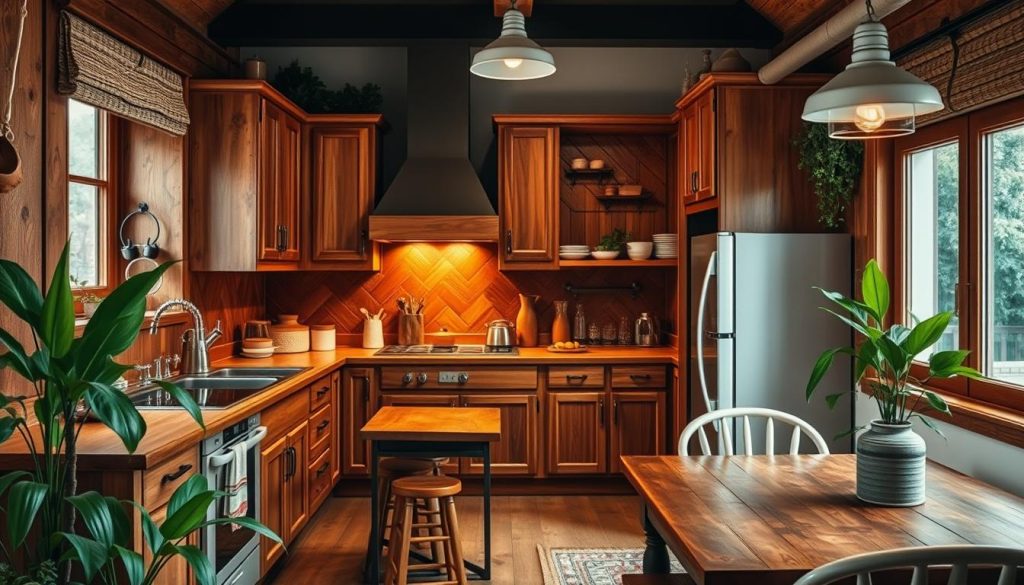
[[118, 202, 161, 260]]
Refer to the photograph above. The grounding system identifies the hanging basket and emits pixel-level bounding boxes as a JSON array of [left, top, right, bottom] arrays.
[[0, 0, 28, 194]]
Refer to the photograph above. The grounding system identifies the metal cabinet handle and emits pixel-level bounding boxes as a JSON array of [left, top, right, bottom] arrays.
[[566, 374, 588, 385], [630, 373, 652, 383], [316, 385, 330, 398], [599, 398, 605, 427], [691, 171, 698, 194], [316, 419, 330, 433], [276, 225, 288, 252], [363, 377, 370, 402], [613, 399, 619, 425], [161, 464, 192, 485], [316, 461, 329, 477], [505, 230, 513, 256], [359, 229, 367, 257]]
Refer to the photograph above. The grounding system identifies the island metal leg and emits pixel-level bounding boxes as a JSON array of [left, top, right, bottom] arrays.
[[641, 504, 670, 574], [365, 442, 381, 584]]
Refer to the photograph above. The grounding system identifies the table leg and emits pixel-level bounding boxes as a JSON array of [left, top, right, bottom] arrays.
[[641, 504, 670, 574], [483, 444, 492, 580], [365, 442, 381, 584]]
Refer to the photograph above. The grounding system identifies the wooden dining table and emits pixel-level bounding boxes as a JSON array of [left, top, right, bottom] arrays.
[[621, 454, 1024, 585], [360, 406, 502, 584]]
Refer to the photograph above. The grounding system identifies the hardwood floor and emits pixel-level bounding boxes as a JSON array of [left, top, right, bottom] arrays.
[[266, 494, 644, 584]]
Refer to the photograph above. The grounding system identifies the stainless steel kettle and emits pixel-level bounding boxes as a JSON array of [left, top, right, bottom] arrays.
[[634, 313, 659, 346], [485, 319, 515, 348]]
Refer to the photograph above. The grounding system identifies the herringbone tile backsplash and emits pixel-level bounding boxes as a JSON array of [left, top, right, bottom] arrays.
[[266, 243, 675, 343]]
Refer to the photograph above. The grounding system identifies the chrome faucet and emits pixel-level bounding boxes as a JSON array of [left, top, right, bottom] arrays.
[[150, 299, 222, 375]]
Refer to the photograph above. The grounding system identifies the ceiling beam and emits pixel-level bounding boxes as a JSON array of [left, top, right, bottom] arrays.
[[494, 0, 534, 17]]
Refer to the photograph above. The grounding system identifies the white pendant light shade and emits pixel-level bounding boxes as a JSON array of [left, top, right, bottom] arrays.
[[471, 8, 555, 81], [803, 20, 943, 139]]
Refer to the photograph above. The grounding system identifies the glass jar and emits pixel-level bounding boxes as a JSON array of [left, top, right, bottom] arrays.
[[617, 316, 632, 345], [588, 323, 601, 345], [574, 303, 587, 343], [602, 322, 617, 345]]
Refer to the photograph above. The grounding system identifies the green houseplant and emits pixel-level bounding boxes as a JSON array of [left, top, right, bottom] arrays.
[[806, 259, 983, 506], [0, 243, 280, 583], [594, 228, 630, 254], [795, 122, 864, 229]]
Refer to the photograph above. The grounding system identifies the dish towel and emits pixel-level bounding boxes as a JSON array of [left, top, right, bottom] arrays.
[[225, 442, 248, 531]]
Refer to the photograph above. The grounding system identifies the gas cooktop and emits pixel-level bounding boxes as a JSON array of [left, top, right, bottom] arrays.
[[374, 344, 518, 356]]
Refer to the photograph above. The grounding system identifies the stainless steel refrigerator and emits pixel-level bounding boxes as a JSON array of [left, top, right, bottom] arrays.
[[689, 232, 854, 453]]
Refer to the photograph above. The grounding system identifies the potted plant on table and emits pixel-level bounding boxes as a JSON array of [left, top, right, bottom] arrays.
[[70, 275, 103, 318], [805, 259, 983, 507], [0, 243, 280, 583]]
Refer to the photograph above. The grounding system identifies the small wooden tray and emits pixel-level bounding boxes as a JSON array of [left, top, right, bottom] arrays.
[[547, 345, 589, 353]]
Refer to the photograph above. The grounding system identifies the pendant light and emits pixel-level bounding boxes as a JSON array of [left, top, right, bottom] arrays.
[[802, 0, 943, 139], [471, 0, 555, 81]]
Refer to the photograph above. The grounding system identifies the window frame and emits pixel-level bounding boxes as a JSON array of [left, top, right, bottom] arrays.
[[894, 96, 1024, 414], [67, 100, 118, 300]]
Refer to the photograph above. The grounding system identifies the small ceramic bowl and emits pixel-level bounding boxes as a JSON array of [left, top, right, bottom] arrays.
[[571, 158, 588, 170], [618, 184, 642, 196], [603, 185, 618, 196], [588, 159, 605, 170], [591, 250, 621, 260], [627, 241, 654, 260]]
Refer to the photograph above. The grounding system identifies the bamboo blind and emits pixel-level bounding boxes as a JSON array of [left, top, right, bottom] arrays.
[[57, 11, 189, 136], [898, 0, 1024, 125]]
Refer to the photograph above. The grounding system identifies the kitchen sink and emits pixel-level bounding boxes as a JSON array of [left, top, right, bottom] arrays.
[[131, 367, 307, 409]]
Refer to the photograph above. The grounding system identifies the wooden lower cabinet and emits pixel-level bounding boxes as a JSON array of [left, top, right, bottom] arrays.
[[547, 392, 607, 475], [342, 368, 376, 476], [460, 394, 538, 476], [379, 394, 460, 474], [609, 391, 666, 473], [147, 504, 197, 585], [260, 419, 308, 573]]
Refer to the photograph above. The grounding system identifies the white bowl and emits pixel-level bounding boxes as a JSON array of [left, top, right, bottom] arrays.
[[591, 250, 621, 260], [559, 253, 591, 260], [626, 242, 653, 260]]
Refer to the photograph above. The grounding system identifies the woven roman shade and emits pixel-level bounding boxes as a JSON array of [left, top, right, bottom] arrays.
[[898, 0, 1024, 125], [57, 11, 189, 136]]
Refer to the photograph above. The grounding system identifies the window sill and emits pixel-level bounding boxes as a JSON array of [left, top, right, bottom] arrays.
[[862, 382, 1024, 449], [73, 310, 188, 337]]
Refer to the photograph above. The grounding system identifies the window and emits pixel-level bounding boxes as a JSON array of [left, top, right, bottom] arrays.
[[896, 97, 1024, 412], [67, 99, 111, 291]]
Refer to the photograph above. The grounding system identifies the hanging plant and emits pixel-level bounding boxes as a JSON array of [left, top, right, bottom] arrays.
[[271, 60, 383, 114], [795, 122, 864, 229]]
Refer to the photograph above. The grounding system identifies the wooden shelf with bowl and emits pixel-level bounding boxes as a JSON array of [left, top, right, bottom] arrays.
[[564, 168, 615, 185], [559, 258, 677, 268]]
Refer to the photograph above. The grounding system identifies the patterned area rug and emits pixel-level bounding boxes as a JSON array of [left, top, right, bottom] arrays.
[[538, 546, 686, 585]]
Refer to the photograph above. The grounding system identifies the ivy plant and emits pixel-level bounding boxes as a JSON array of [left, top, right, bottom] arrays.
[[795, 122, 864, 229]]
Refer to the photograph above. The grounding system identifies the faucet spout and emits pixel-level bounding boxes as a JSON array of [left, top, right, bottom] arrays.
[[150, 298, 213, 375]]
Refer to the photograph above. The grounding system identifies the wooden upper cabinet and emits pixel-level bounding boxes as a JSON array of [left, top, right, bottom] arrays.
[[306, 123, 379, 270], [681, 88, 715, 204], [498, 125, 559, 270], [258, 100, 301, 264]]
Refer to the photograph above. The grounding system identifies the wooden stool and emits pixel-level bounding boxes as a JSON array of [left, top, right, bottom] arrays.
[[383, 476, 467, 585], [373, 458, 449, 567]]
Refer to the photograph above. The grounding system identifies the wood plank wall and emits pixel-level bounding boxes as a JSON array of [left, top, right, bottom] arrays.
[[265, 243, 675, 347]]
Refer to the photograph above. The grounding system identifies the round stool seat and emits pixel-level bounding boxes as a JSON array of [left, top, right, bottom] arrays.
[[379, 458, 437, 475], [392, 475, 462, 499]]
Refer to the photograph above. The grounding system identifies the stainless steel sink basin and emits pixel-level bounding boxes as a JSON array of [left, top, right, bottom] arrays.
[[206, 367, 305, 378], [175, 376, 278, 391]]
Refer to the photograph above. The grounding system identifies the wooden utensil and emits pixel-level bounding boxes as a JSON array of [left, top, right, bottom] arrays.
[[360, 308, 371, 320]]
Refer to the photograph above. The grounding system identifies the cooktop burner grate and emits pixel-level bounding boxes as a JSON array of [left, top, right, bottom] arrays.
[[374, 344, 517, 355]]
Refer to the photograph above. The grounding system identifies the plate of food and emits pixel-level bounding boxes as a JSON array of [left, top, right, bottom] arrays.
[[547, 341, 588, 353]]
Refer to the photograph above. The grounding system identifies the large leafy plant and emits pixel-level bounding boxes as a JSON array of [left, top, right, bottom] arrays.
[[806, 259, 983, 437], [0, 243, 279, 583]]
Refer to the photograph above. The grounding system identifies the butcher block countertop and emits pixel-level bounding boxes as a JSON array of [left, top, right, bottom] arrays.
[[0, 346, 677, 471]]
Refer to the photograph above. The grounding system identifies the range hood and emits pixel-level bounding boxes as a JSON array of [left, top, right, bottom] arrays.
[[369, 45, 498, 242]]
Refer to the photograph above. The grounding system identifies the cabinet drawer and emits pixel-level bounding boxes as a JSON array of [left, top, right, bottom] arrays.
[[308, 403, 333, 462], [548, 366, 604, 389], [308, 449, 332, 510], [309, 373, 334, 413], [380, 366, 537, 390], [263, 389, 309, 443], [611, 366, 666, 388], [144, 448, 199, 510]]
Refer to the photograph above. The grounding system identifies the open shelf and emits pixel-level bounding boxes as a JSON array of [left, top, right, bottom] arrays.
[[558, 258, 678, 268], [593, 192, 652, 209], [564, 168, 615, 185]]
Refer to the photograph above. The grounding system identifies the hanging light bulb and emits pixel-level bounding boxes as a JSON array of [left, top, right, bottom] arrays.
[[471, 0, 556, 81], [802, 0, 943, 139]]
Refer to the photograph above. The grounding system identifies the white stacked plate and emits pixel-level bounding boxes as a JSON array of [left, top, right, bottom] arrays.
[[652, 233, 678, 258], [559, 245, 591, 260], [241, 346, 277, 359]]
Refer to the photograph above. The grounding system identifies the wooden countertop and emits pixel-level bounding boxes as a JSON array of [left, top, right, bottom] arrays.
[[361, 406, 502, 443], [0, 346, 677, 471]]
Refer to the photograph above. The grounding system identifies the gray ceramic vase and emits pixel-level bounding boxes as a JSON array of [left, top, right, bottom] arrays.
[[856, 420, 927, 507]]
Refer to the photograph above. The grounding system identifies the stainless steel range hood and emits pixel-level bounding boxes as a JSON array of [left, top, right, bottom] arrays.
[[368, 45, 498, 242]]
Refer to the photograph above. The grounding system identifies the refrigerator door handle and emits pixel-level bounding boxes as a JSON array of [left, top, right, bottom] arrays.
[[696, 250, 717, 417]]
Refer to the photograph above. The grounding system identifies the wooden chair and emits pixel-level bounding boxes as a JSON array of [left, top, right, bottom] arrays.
[[792, 545, 1024, 585], [384, 475, 468, 585], [678, 407, 830, 456]]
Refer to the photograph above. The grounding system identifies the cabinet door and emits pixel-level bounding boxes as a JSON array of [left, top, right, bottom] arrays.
[[258, 100, 300, 263], [609, 391, 666, 473], [260, 434, 288, 572], [547, 392, 606, 475], [285, 420, 309, 539], [342, 368, 376, 476], [682, 89, 716, 204], [461, 394, 538, 477], [310, 125, 375, 267], [147, 504, 196, 585], [499, 125, 559, 269], [331, 371, 341, 484]]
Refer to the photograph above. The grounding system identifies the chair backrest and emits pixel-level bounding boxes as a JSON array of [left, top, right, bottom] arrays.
[[678, 407, 830, 456], [793, 545, 1024, 585]]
